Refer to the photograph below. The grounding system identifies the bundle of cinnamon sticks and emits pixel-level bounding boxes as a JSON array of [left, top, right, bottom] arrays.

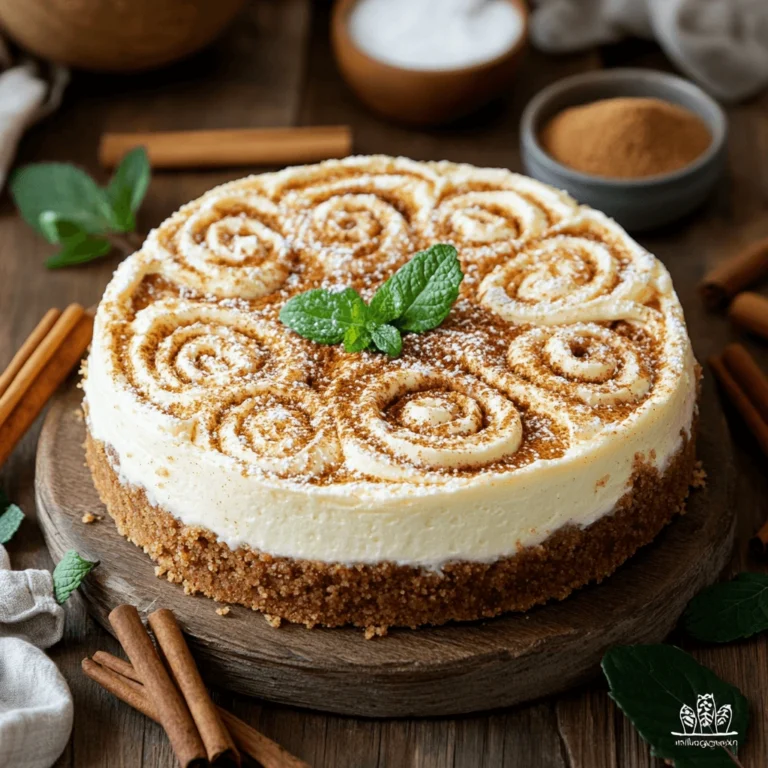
[[708, 344, 768, 555], [0, 304, 93, 467], [700, 235, 768, 340], [83, 604, 308, 768], [701, 239, 768, 554]]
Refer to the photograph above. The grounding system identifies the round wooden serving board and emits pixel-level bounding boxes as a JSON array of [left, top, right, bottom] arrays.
[[36, 377, 736, 717]]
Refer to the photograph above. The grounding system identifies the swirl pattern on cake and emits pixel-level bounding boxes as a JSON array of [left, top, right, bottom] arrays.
[[200, 384, 341, 479], [147, 189, 291, 299], [126, 299, 309, 417], [478, 210, 656, 324], [89, 157, 689, 484], [334, 363, 524, 481], [427, 166, 577, 279], [506, 322, 653, 407]]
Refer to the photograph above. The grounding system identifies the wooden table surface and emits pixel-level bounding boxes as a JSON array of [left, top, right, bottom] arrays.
[[2, 2, 767, 766]]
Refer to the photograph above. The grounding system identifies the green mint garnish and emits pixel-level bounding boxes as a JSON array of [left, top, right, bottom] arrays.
[[0, 489, 24, 545], [602, 645, 748, 767], [683, 572, 768, 643], [368, 243, 464, 331], [279, 244, 463, 357], [53, 549, 99, 604], [10, 147, 150, 269]]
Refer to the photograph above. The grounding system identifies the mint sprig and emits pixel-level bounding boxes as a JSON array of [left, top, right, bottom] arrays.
[[603, 645, 748, 767], [0, 489, 24, 545], [52, 549, 99, 604], [279, 244, 463, 356], [10, 147, 150, 269], [683, 572, 768, 643]]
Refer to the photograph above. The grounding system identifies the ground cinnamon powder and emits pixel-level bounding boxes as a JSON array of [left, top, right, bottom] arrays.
[[540, 97, 712, 179]]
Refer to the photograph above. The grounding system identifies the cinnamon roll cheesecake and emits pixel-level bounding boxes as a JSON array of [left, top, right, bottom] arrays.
[[83, 156, 699, 631]]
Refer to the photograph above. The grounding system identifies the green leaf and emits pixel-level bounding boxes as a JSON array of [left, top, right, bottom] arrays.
[[602, 645, 748, 767], [683, 572, 768, 643], [370, 324, 402, 357], [369, 243, 463, 332], [280, 287, 369, 345], [53, 549, 98, 604], [45, 226, 112, 269], [10, 163, 114, 236], [106, 147, 150, 231], [343, 325, 372, 353], [0, 503, 24, 545]]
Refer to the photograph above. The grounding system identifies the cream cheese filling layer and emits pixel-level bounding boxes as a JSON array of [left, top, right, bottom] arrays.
[[84, 313, 697, 569]]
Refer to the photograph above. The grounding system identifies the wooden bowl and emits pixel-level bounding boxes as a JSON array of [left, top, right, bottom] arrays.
[[331, 0, 528, 126], [0, 0, 246, 72]]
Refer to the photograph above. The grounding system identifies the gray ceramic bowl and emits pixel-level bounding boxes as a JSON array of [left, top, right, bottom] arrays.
[[520, 68, 727, 231]]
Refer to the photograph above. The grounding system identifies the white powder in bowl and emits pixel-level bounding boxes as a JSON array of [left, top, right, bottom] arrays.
[[348, 0, 523, 71]]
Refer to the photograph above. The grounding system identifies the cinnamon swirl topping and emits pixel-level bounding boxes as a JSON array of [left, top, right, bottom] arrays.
[[334, 363, 524, 481], [88, 156, 692, 492]]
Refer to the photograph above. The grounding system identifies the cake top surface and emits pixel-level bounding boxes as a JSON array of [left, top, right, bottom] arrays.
[[90, 155, 693, 490]]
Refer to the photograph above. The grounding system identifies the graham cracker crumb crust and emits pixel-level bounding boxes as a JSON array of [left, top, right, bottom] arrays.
[[86, 425, 697, 631]]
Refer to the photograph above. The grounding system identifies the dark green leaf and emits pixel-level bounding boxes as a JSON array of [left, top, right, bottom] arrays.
[[683, 572, 768, 643], [369, 243, 463, 332], [343, 325, 372, 353], [280, 287, 369, 345], [46, 232, 112, 269], [106, 147, 150, 231], [370, 324, 402, 357], [0, 504, 24, 545], [602, 645, 748, 767], [10, 163, 114, 236], [53, 550, 99, 604]]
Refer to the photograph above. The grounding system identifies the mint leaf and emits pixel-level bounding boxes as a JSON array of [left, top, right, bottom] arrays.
[[369, 244, 463, 332], [106, 147, 150, 231], [10, 163, 114, 236], [370, 324, 402, 357], [603, 645, 748, 767], [0, 503, 24, 545], [53, 549, 98, 604], [683, 572, 768, 643], [280, 287, 369, 344], [41, 216, 112, 269], [279, 245, 463, 356], [344, 325, 372, 353]]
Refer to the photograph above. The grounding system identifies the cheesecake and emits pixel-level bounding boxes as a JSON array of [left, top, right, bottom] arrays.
[[83, 156, 699, 631]]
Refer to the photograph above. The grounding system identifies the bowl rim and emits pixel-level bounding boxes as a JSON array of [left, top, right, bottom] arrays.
[[332, 0, 529, 76], [520, 67, 728, 188]]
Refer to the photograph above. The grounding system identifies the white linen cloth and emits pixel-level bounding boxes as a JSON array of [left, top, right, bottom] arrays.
[[530, 0, 768, 102], [0, 37, 68, 189], [0, 544, 73, 768]]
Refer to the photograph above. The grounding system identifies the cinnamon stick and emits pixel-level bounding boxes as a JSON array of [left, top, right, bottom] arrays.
[[82, 657, 158, 720], [709, 354, 768, 458], [87, 652, 310, 768], [728, 292, 768, 341], [0, 309, 93, 467], [108, 605, 206, 768], [700, 236, 768, 309], [0, 308, 61, 398], [148, 609, 239, 766], [99, 126, 353, 170], [0, 304, 84, 425], [722, 344, 768, 424]]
